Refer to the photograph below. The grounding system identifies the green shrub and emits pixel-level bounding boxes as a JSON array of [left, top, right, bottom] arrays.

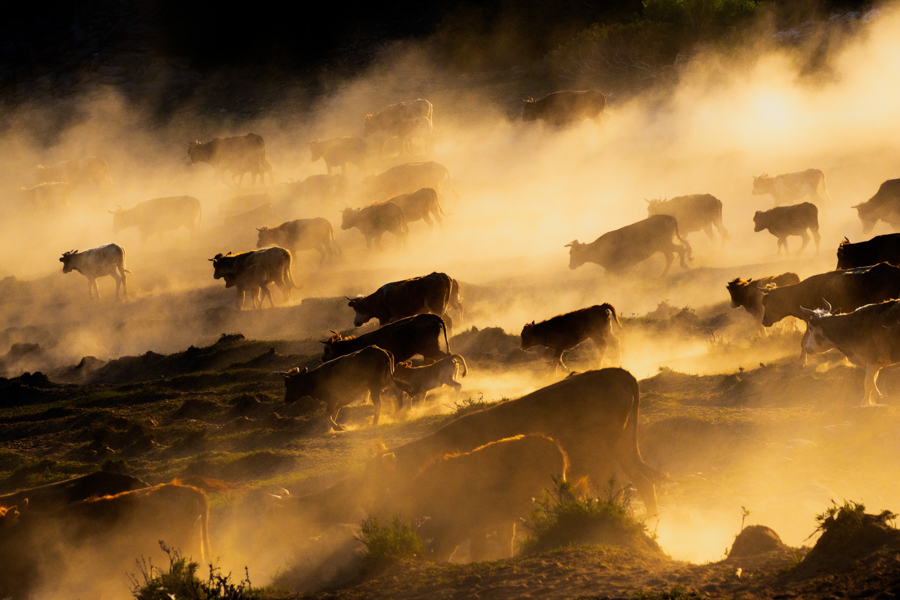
[[519, 478, 654, 555], [131, 544, 259, 600], [358, 516, 422, 566], [813, 500, 896, 538]]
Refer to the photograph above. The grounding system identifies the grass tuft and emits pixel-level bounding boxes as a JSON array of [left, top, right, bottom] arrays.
[[131, 543, 260, 600], [358, 516, 422, 567]]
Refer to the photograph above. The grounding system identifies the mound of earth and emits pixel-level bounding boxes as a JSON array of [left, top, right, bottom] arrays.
[[795, 505, 900, 577], [728, 525, 788, 558]]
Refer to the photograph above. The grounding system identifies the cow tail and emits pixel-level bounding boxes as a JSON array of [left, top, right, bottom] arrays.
[[284, 251, 297, 292], [443, 168, 460, 199], [199, 491, 212, 565], [330, 225, 343, 256], [819, 173, 831, 203], [441, 317, 451, 355], [674, 221, 692, 262], [627, 376, 667, 485], [604, 303, 621, 328], [435, 195, 451, 217], [452, 354, 468, 377], [198, 202, 202, 227]]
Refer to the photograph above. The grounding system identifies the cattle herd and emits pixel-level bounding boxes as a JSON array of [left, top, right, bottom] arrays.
[[6, 88, 900, 596]]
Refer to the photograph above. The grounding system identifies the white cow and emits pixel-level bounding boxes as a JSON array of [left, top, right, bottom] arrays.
[[59, 244, 130, 301]]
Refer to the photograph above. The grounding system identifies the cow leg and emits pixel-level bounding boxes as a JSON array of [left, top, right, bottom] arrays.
[[422, 214, 433, 233], [235, 290, 244, 310], [703, 225, 715, 242], [469, 529, 488, 562], [864, 364, 885, 406], [660, 251, 674, 276], [447, 379, 462, 400], [812, 228, 821, 255], [371, 389, 382, 426], [112, 272, 122, 301], [554, 350, 569, 373], [88, 279, 98, 301], [592, 337, 608, 368], [615, 445, 659, 517], [715, 221, 729, 242], [798, 230, 811, 253], [799, 325, 809, 365], [502, 521, 517, 559]]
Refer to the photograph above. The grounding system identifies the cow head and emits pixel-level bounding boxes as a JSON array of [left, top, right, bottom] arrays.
[[108, 205, 125, 232], [852, 202, 878, 234], [726, 278, 754, 309], [752, 211, 767, 232], [186, 140, 210, 165], [256, 226, 273, 249], [208, 252, 233, 279], [520, 321, 537, 349], [0, 505, 20, 528], [347, 295, 374, 327], [759, 287, 789, 327], [645, 198, 664, 216], [340, 208, 360, 230], [565, 240, 587, 270], [836, 237, 854, 270], [309, 140, 322, 162], [800, 301, 834, 354], [281, 366, 315, 403], [751, 174, 771, 195], [59, 249, 78, 273]]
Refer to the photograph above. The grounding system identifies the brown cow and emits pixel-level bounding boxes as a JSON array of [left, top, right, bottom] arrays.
[[188, 133, 272, 187], [34, 156, 112, 190], [388, 187, 448, 232], [224, 264, 273, 310], [256, 218, 341, 265], [362, 162, 459, 201], [309, 137, 368, 175], [365, 99, 433, 138], [347, 272, 454, 327], [753, 202, 820, 254], [20, 182, 71, 210], [111, 195, 202, 243], [0, 472, 148, 513], [521, 304, 621, 372], [752, 169, 830, 205], [386, 434, 567, 561], [646, 194, 727, 243], [853, 179, 900, 234], [393, 354, 468, 404], [341, 202, 408, 249]]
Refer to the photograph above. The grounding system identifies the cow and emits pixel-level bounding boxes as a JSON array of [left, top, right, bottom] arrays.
[[761, 262, 900, 364], [20, 182, 71, 210], [392, 354, 468, 405], [837, 234, 900, 270], [59, 244, 130, 301], [340, 202, 408, 249], [387, 434, 567, 561], [110, 195, 201, 243], [321, 313, 450, 366], [209, 247, 296, 302], [852, 179, 900, 234], [449, 278, 464, 326], [34, 156, 112, 190], [280, 345, 402, 429], [802, 299, 900, 406], [256, 218, 341, 265], [646, 194, 728, 243], [521, 304, 621, 372], [223, 264, 273, 310], [364, 99, 433, 138], [224, 203, 274, 229], [362, 162, 459, 201], [219, 192, 273, 216], [187, 133, 272, 187], [1, 483, 211, 600], [0, 472, 148, 512], [387, 187, 448, 232], [752, 169, 830, 205], [347, 272, 454, 328], [371, 368, 664, 517], [309, 137, 368, 175], [276, 174, 350, 207], [522, 90, 606, 126], [393, 116, 435, 155], [726, 272, 801, 331], [753, 202, 820, 254], [566, 214, 691, 276]]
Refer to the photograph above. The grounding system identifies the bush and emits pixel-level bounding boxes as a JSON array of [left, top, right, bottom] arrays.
[[131, 543, 258, 600], [358, 516, 422, 566], [813, 500, 896, 538], [519, 478, 657, 555]]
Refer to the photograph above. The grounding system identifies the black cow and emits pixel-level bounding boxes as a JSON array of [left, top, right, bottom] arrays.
[[753, 202, 820, 254], [853, 179, 900, 234], [348, 272, 453, 328], [0, 472, 148, 512], [281, 345, 402, 429], [322, 313, 450, 365], [209, 247, 296, 303], [522, 90, 606, 126], [566, 214, 691, 276], [726, 272, 800, 331], [836, 233, 900, 270], [761, 262, 900, 363], [521, 304, 620, 372]]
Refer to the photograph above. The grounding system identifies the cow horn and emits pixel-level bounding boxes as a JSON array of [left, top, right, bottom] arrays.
[[851, 203, 862, 209], [842, 236, 850, 244], [800, 306, 817, 315], [564, 239, 579, 248], [823, 299, 833, 313], [319, 340, 329, 345], [345, 296, 354, 301]]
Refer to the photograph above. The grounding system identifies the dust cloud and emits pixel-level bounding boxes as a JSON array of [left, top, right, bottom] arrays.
[[3, 1, 900, 582]]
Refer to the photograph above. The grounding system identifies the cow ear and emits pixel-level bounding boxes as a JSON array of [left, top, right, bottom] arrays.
[[842, 236, 850, 244]]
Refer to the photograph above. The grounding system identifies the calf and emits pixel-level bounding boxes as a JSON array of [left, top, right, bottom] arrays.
[[340, 202, 408, 249], [388, 187, 448, 232], [281, 345, 402, 429], [803, 299, 900, 406], [726, 272, 801, 330], [224, 264, 273, 310], [393, 354, 468, 405], [309, 137, 368, 176], [753, 202, 820, 254], [390, 434, 567, 561], [521, 304, 621, 372], [322, 313, 450, 364], [59, 244, 130, 301]]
